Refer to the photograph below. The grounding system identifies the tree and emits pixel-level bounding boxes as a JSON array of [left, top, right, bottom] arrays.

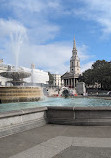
[[79, 60, 111, 90], [79, 69, 95, 86]]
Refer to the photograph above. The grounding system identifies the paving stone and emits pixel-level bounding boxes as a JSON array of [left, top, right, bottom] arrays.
[[9, 145, 60, 158], [1, 125, 111, 158], [41, 136, 72, 149], [72, 137, 111, 148], [53, 146, 111, 158]]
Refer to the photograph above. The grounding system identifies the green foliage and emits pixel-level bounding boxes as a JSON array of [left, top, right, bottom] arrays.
[[79, 60, 111, 90]]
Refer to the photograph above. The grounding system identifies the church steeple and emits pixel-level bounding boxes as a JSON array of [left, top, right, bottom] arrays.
[[70, 36, 80, 74], [72, 36, 77, 56], [73, 36, 76, 50]]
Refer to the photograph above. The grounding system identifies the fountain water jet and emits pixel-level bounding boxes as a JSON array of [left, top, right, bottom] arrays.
[[0, 28, 43, 103], [10, 25, 26, 70]]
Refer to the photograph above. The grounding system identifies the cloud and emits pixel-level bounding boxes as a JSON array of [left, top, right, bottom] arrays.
[[0, 19, 26, 37], [73, 0, 111, 36], [9, 0, 61, 13], [28, 23, 60, 44], [77, 44, 94, 73], [18, 42, 72, 74], [0, 1, 95, 74], [78, 44, 91, 61], [0, 0, 61, 44], [18, 42, 93, 74], [81, 61, 94, 73], [0, 18, 94, 74]]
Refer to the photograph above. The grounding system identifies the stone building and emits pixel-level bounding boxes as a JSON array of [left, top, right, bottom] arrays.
[[61, 37, 80, 88], [52, 74, 62, 87], [23, 66, 49, 86]]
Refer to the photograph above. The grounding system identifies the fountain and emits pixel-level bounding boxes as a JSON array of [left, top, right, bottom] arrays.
[[0, 26, 43, 103], [0, 71, 31, 86], [0, 70, 43, 103]]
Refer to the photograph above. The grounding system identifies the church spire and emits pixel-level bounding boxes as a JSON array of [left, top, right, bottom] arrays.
[[73, 36, 76, 50], [72, 36, 77, 56]]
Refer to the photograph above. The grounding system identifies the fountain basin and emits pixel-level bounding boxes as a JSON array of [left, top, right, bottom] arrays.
[[0, 86, 42, 103], [1, 106, 111, 138], [0, 71, 31, 79], [0, 97, 111, 113], [0, 71, 31, 86]]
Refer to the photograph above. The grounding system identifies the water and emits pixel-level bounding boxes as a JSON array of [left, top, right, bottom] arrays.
[[10, 27, 26, 70], [0, 97, 111, 113]]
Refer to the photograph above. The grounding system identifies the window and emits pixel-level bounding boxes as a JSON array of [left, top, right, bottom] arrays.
[[72, 69, 73, 71]]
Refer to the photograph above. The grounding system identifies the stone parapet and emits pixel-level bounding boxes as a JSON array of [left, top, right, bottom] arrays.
[[0, 107, 47, 138], [47, 106, 111, 126], [1, 106, 111, 138]]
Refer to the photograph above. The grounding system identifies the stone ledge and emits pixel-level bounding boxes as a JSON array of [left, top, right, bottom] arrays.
[[0, 107, 47, 119], [47, 106, 111, 126], [0, 107, 47, 138], [1, 106, 111, 138], [47, 106, 111, 111]]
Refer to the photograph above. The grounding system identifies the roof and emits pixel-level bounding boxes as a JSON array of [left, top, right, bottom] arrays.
[[61, 72, 79, 79]]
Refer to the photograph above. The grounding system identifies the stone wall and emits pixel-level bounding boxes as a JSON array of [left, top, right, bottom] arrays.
[[1, 106, 111, 138], [47, 106, 111, 126], [0, 107, 47, 138]]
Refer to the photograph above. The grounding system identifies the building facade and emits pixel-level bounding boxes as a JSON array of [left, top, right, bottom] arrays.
[[23, 66, 49, 86], [52, 74, 62, 87], [61, 37, 80, 88]]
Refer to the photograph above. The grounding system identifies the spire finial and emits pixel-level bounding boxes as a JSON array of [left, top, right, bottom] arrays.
[[73, 35, 76, 49]]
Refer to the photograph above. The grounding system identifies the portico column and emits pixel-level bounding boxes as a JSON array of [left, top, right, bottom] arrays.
[[65, 79, 67, 86], [74, 78, 75, 88], [67, 79, 68, 86], [68, 79, 70, 87], [71, 78, 73, 88], [72, 79, 73, 88], [70, 79, 71, 87], [71, 79, 72, 88], [64, 79, 66, 86]]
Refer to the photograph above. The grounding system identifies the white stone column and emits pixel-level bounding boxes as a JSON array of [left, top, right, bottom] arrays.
[[67, 79, 68, 86], [64, 79, 65, 86], [68, 79, 70, 87], [74, 78, 75, 88]]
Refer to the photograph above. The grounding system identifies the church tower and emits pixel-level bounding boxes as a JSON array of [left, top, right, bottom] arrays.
[[70, 37, 80, 74]]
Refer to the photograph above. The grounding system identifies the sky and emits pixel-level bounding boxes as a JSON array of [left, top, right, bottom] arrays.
[[0, 0, 111, 74]]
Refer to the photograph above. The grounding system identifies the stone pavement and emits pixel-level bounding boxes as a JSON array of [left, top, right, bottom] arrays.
[[1, 125, 111, 158]]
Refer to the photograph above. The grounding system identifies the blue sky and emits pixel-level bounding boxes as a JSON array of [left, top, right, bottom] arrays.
[[0, 0, 111, 74]]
